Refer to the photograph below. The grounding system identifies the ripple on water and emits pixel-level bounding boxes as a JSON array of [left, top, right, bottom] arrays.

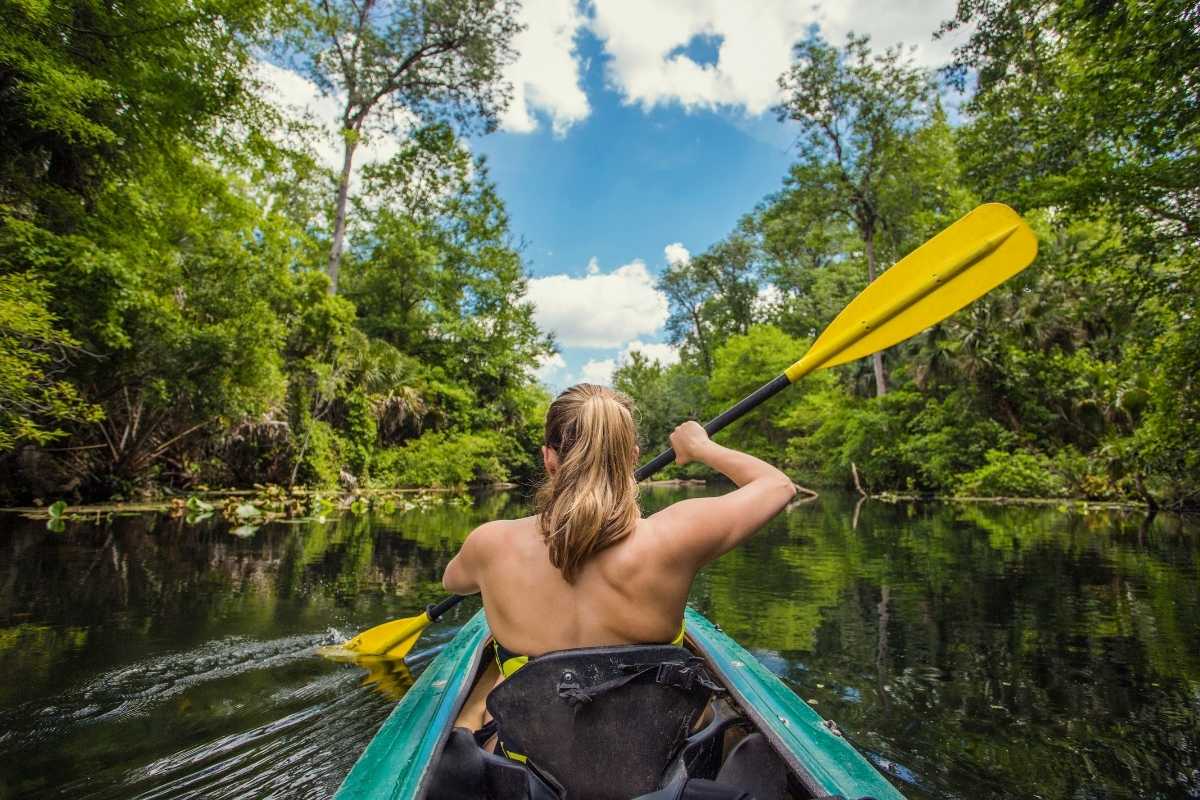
[[0, 628, 406, 800]]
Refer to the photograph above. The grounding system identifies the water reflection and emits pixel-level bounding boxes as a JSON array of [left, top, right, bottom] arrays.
[[0, 490, 1197, 799]]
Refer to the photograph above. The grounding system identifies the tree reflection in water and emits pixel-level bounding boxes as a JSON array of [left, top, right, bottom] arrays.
[[0, 489, 1197, 799]]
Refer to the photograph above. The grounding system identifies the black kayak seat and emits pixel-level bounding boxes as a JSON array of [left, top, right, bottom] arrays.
[[662, 699, 748, 787], [485, 644, 722, 800]]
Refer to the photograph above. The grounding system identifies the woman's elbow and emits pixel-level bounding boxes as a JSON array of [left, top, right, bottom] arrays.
[[773, 473, 797, 505], [441, 561, 474, 595]]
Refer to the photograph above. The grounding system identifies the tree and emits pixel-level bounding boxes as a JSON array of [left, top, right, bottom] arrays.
[[941, 0, 1200, 506], [776, 34, 935, 396], [658, 258, 717, 375], [286, 0, 523, 292], [0, 0, 283, 218], [941, 0, 1199, 253], [657, 231, 761, 375], [753, 179, 860, 341], [342, 126, 552, 429], [612, 352, 707, 454]]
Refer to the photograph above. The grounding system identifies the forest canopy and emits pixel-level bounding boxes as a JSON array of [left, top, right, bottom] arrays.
[[0, 0, 550, 501], [1, 0, 1196, 509]]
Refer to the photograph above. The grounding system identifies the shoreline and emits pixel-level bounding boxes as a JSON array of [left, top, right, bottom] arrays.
[[1, 482, 1180, 519]]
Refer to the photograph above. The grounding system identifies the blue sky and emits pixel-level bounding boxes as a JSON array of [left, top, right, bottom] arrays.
[[471, 26, 802, 385], [262, 1, 964, 389]]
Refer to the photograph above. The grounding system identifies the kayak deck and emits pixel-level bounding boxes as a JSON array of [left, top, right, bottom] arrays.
[[336, 608, 903, 799]]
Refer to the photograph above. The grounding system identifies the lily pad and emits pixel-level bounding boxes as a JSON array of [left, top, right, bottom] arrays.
[[186, 496, 214, 513], [235, 503, 262, 519]]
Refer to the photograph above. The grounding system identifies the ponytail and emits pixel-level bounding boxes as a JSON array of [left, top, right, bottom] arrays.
[[535, 384, 640, 583]]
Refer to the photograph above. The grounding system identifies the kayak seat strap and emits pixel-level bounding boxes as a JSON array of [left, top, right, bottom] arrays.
[[714, 734, 791, 800], [556, 657, 723, 708], [430, 727, 564, 800], [487, 644, 719, 800]]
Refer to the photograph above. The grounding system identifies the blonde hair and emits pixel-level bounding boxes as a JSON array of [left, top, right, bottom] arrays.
[[535, 383, 640, 582]]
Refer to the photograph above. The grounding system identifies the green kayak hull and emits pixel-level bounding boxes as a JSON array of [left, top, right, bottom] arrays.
[[335, 608, 904, 799]]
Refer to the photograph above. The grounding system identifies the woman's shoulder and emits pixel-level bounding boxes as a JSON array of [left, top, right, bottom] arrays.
[[465, 515, 538, 549]]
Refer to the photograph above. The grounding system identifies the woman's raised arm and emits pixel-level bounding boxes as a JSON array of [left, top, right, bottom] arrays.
[[648, 421, 796, 569]]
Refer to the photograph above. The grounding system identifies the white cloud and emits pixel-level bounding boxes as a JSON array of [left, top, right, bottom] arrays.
[[664, 242, 690, 267], [580, 358, 617, 385], [620, 340, 679, 367], [501, 0, 591, 135], [532, 352, 568, 384], [588, 0, 961, 115], [527, 259, 669, 348]]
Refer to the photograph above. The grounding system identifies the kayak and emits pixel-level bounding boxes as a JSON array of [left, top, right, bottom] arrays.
[[335, 607, 904, 799]]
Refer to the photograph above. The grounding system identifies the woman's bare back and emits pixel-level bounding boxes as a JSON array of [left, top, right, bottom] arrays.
[[465, 514, 692, 657], [443, 421, 796, 657]]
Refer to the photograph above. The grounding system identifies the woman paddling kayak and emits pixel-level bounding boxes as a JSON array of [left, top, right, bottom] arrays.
[[442, 383, 796, 751]]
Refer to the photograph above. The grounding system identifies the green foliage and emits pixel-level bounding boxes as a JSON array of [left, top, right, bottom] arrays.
[[943, 0, 1199, 255], [0, 272, 101, 449], [955, 450, 1067, 498], [344, 390, 377, 479], [374, 430, 507, 488], [774, 33, 945, 396], [617, 22, 1198, 508], [292, 420, 344, 489], [895, 393, 1015, 490], [707, 326, 818, 465], [0, 0, 553, 501], [1133, 316, 1200, 507]]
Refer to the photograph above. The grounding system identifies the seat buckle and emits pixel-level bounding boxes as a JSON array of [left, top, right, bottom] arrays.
[[655, 662, 696, 690]]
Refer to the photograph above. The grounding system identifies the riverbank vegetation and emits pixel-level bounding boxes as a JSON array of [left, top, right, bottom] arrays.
[[0, 0, 551, 503], [617, 2, 1198, 510], [1, 1, 1196, 509]]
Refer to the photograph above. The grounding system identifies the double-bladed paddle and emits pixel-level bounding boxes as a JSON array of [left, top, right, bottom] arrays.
[[325, 202, 1038, 661]]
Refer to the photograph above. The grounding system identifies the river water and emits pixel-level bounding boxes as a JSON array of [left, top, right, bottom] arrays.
[[0, 488, 1197, 799]]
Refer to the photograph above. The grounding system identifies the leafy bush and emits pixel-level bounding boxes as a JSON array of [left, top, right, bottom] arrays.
[[955, 450, 1067, 498], [293, 421, 345, 489], [373, 430, 508, 488], [788, 388, 919, 491], [897, 392, 1016, 489]]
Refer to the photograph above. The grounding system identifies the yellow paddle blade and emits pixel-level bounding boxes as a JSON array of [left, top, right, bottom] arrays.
[[785, 203, 1037, 381], [327, 610, 432, 658]]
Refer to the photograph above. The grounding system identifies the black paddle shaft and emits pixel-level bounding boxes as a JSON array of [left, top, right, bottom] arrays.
[[429, 372, 792, 621], [633, 373, 791, 481]]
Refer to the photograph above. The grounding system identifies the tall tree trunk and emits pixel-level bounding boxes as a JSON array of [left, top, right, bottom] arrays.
[[690, 307, 713, 375], [865, 232, 888, 396], [327, 132, 360, 294]]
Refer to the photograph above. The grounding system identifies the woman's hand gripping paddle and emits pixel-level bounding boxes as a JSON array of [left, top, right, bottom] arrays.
[[325, 202, 1038, 661]]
